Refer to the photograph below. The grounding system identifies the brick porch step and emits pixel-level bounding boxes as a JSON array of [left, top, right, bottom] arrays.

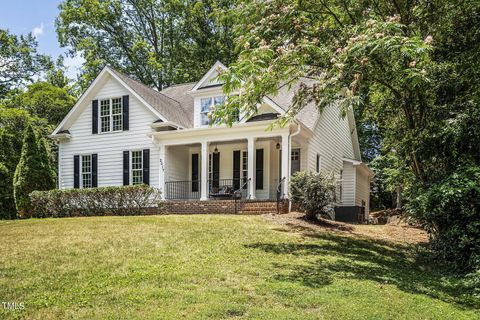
[[238, 201, 278, 214]]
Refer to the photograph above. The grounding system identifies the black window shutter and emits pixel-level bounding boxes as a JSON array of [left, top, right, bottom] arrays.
[[92, 100, 98, 134], [122, 95, 129, 131], [143, 149, 150, 185], [316, 155, 320, 172], [191, 153, 199, 192], [123, 151, 129, 185], [212, 152, 220, 189], [256, 149, 264, 190], [73, 155, 80, 188], [92, 154, 98, 187], [233, 150, 240, 189]]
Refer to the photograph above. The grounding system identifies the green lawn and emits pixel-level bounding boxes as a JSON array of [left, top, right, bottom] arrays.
[[0, 215, 478, 319]]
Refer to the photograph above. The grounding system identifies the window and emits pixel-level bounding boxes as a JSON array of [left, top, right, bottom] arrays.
[[291, 150, 300, 161], [100, 99, 110, 132], [100, 97, 123, 133], [131, 151, 143, 185], [316, 154, 321, 172], [200, 96, 225, 125], [81, 155, 92, 188]]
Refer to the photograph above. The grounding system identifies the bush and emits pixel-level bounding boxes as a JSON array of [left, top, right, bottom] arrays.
[[0, 163, 16, 219], [29, 185, 163, 218], [13, 123, 55, 217], [406, 165, 480, 273], [290, 171, 336, 220]]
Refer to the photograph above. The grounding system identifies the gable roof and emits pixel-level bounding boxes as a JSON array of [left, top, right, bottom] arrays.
[[52, 67, 196, 135], [160, 82, 196, 127], [267, 78, 320, 131], [191, 61, 227, 91], [108, 68, 192, 128]]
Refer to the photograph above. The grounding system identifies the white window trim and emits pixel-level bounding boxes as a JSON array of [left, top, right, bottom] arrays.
[[80, 154, 92, 189], [130, 150, 143, 185], [99, 97, 123, 134], [199, 95, 225, 126]]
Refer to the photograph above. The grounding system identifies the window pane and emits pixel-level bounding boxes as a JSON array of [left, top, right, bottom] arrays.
[[81, 155, 92, 188], [112, 114, 122, 131], [200, 98, 212, 113], [131, 151, 143, 185], [101, 116, 110, 132], [112, 98, 122, 114], [132, 170, 143, 185], [291, 150, 299, 161], [214, 96, 225, 106], [100, 100, 110, 116], [200, 113, 210, 126]]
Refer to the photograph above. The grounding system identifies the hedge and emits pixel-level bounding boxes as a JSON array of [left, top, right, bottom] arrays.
[[29, 185, 162, 218]]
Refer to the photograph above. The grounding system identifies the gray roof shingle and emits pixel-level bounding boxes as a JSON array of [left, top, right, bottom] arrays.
[[109, 67, 193, 128], [110, 67, 318, 130], [268, 79, 319, 130]]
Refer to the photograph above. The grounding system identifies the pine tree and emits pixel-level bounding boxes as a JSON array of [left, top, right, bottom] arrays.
[[13, 123, 55, 217]]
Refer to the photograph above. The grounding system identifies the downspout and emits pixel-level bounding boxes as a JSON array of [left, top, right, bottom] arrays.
[[288, 121, 302, 212]]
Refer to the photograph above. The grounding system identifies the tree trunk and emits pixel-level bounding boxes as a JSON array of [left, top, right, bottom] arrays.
[[395, 185, 403, 209]]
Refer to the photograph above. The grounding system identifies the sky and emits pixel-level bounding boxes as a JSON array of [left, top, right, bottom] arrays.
[[0, 0, 84, 78]]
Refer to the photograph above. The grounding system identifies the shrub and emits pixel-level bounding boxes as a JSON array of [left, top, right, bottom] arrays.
[[29, 185, 163, 218], [0, 163, 16, 219], [290, 171, 336, 220], [406, 165, 480, 273], [13, 123, 55, 217]]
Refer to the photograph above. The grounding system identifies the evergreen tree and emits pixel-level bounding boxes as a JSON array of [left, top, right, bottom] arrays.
[[0, 162, 15, 219], [13, 123, 55, 217]]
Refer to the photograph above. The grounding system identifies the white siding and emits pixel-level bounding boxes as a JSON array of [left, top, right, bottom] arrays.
[[341, 161, 356, 206], [356, 168, 371, 216], [58, 76, 159, 189], [307, 104, 356, 176], [165, 145, 190, 181]]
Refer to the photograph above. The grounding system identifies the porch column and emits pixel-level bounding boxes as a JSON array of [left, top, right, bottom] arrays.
[[281, 133, 290, 198], [248, 137, 256, 199], [200, 141, 209, 200], [159, 144, 166, 200]]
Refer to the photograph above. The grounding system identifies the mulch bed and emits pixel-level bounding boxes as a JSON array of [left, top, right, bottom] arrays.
[[263, 212, 429, 245]]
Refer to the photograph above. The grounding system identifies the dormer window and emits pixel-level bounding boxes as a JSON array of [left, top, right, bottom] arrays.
[[200, 96, 225, 125], [100, 97, 123, 133]]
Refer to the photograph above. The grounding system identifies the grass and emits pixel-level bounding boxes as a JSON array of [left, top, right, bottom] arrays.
[[0, 215, 478, 319]]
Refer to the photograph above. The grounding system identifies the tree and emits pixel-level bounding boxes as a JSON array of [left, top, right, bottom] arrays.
[[13, 123, 55, 218], [0, 29, 52, 98], [7, 82, 76, 126], [0, 162, 14, 219], [214, 0, 480, 272], [0, 107, 51, 218], [56, 0, 236, 90]]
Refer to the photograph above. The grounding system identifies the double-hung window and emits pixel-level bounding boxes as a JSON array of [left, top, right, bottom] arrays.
[[81, 155, 92, 188], [200, 95, 225, 125], [100, 97, 123, 133], [131, 151, 143, 185]]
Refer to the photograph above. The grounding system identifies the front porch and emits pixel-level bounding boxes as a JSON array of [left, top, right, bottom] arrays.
[[152, 121, 311, 202]]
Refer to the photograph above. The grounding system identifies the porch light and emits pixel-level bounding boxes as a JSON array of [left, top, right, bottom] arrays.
[[214, 145, 219, 154], [276, 142, 281, 150]]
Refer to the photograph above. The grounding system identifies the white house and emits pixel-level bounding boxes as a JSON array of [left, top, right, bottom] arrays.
[[50, 61, 373, 220]]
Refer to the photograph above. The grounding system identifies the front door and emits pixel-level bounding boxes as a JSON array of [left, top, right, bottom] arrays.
[[291, 149, 300, 175]]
